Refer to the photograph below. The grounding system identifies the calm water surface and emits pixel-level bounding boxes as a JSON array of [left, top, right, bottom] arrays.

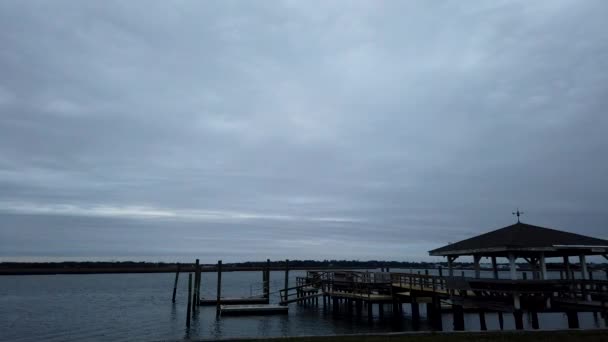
[[0, 269, 605, 341]]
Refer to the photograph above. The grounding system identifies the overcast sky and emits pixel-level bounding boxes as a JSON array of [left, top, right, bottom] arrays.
[[1, 0, 607, 263]]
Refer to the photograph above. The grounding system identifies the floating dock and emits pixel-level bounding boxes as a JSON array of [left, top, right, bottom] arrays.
[[220, 304, 289, 316], [199, 296, 269, 306]]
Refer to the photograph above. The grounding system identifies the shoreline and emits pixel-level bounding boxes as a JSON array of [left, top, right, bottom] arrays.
[[0, 265, 369, 276], [184, 329, 608, 342]]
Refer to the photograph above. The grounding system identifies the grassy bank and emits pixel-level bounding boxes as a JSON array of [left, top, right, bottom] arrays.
[[210, 330, 608, 342]]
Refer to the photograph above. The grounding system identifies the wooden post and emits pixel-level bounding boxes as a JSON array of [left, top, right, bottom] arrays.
[[411, 300, 420, 326], [367, 300, 373, 321], [567, 311, 579, 328], [432, 295, 443, 331], [509, 253, 521, 310], [491, 256, 499, 279], [172, 263, 180, 303], [438, 266, 443, 277], [447, 256, 454, 277], [531, 311, 540, 329], [564, 256, 571, 280], [492, 257, 504, 329], [263, 259, 270, 299], [198, 264, 202, 303], [186, 273, 192, 328], [283, 259, 289, 303], [580, 255, 588, 279], [194, 259, 200, 311], [498, 310, 504, 330], [514, 310, 524, 330], [539, 252, 547, 280], [452, 305, 465, 331], [474, 255, 481, 279], [479, 311, 487, 331], [216, 260, 222, 317]]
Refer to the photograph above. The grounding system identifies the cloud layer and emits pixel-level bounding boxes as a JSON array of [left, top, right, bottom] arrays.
[[1, 0, 607, 262]]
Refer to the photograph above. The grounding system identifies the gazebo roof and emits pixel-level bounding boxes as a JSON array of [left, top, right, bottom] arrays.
[[428, 222, 608, 257]]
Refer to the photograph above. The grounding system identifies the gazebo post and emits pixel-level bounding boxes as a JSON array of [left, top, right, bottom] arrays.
[[580, 255, 591, 301], [508, 252, 522, 329], [564, 256, 571, 280], [447, 256, 456, 277], [539, 252, 547, 280], [579, 255, 588, 280], [491, 255, 504, 329], [473, 255, 481, 279], [508, 253, 517, 281], [491, 256, 498, 279]]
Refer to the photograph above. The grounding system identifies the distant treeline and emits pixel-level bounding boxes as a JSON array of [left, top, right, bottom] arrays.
[[2, 259, 606, 270]]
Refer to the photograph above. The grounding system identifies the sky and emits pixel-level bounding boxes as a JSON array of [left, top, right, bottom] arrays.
[[1, 0, 607, 263]]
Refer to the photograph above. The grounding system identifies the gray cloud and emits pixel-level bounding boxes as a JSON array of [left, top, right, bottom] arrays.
[[1, 0, 607, 262]]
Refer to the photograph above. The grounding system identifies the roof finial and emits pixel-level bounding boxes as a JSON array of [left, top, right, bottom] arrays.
[[512, 208, 524, 223]]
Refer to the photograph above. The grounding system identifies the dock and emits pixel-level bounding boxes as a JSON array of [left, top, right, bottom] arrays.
[[199, 296, 269, 306], [220, 304, 289, 316]]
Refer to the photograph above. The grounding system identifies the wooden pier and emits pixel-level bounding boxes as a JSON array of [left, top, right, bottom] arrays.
[[275, 221, 608, 331], [173, 221, 607, 332]]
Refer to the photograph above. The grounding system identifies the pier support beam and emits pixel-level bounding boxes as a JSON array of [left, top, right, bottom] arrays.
[[514, 310, 524, 330], [186, 273, 192, 328], [283, 259, 289, 303], [474, 255, 481, 279], [194, 259, 200, 315], [509, 253, 521, 310], [216, 260, 222, 317], [479, 311, 487, 331], [411, 301, 420, 329], [567, 311, 580, 329], [539, 253, 547, 280], [498, 311, 504, 330], [172, 263, 180, 303], [452, 305, 465, 331], [531, 311, 540, 329]]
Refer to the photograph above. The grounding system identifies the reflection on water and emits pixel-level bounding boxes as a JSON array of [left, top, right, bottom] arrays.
[[0, 269, 605, 341]]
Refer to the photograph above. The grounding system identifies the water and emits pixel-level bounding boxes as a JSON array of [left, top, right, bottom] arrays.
[[0, 269, 605, 341]]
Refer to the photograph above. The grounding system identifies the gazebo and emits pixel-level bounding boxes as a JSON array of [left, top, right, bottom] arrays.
[[428, 220, 608, 329], [429, 221, 608, 282]]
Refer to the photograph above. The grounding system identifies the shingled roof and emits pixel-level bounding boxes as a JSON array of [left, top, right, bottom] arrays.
[[428, 222, 608, 257]]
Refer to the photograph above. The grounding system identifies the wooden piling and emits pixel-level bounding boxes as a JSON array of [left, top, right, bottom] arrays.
[[452, 305, 464, 331], [172, 263, 180, 303], [567, 311, 580, 328], [432, 295, 443, 331], [411, 301, 420, 329], [498, 311, 504, 330], [283, 259, 289, 303], [264, 259, 270, 299], [194, 259, 201, 311], [367, 300, 373, 321], [186, 273, 192, 328], [216, 260, 222, 317], [514, 310, 524, 330], [479, 311, 487, 330], [531, 311, 540, 329], [194, 259, 200, 313]]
